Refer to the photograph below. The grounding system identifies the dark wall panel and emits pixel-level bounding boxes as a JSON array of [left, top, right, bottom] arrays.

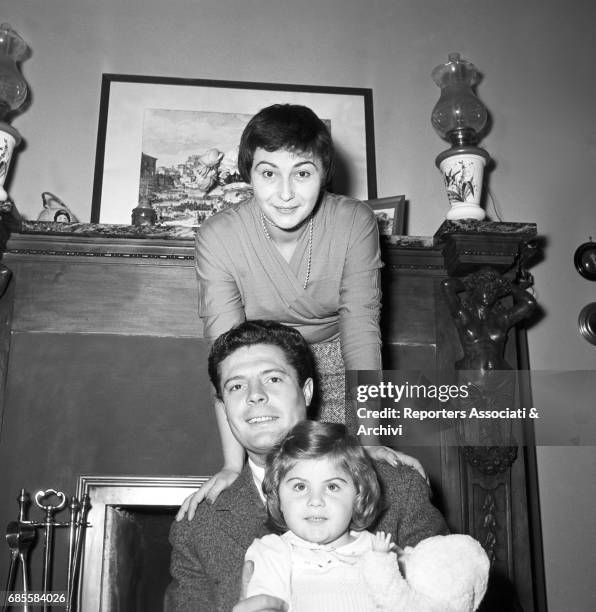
[[0, 332, 219, 586]]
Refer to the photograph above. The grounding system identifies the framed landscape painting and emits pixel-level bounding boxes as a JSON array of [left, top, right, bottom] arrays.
[[91, 74, 376, 226]]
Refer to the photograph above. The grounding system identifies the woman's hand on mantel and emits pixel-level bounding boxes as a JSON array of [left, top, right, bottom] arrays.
[[362, 446, 428, 483], [176, 468, 241, 521]]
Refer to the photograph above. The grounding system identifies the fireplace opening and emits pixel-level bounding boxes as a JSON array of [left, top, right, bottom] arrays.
[[102, 506, 176, 612], [76, 475, 208, 612]]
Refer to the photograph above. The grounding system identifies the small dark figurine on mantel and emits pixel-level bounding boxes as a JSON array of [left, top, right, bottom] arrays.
[[441, 267, 536, 372]]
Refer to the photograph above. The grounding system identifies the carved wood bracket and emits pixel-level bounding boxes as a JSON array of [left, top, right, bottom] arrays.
[[434, 219, 538, 277]]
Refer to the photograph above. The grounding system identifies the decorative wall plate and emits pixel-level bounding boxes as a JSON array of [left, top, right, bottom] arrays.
[[574, 239, 596, 280]]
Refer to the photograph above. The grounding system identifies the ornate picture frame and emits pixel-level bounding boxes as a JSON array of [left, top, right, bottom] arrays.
[[366, 195, 406, 236], [91, 74, 376, 226]]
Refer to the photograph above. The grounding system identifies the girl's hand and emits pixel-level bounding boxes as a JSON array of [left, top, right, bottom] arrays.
[[371, 531, 397, 554], [362, 446, 428, 482], [175, 468, 241, 521]]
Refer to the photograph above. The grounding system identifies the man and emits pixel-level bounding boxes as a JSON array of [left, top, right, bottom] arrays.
[[166, 320, 448, 612]]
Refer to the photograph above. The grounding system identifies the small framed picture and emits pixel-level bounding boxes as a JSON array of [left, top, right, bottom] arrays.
[[366, 195, 405, 236]]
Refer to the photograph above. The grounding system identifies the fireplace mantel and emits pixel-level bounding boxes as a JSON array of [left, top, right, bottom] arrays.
[[0, 218, 544, 611]]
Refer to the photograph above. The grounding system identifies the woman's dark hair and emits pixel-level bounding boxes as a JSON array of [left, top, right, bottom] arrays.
[[263, 420, 382, 533], [208, 320, 315, 398], [237, 104, 334, 185]]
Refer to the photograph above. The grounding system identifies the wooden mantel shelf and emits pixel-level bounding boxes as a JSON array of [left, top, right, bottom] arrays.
[[3, 220, 196, 264], [1, 218, 538, 273]]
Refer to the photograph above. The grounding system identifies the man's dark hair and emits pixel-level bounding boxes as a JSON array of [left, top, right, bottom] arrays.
[[263, 420, 382, 533], [237, 104, 334, 185], [208, 320, 315, 398]]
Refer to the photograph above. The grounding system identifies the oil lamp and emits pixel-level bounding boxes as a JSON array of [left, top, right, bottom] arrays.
[[431, 53, 490, 221], [0, 23, 29, 203]]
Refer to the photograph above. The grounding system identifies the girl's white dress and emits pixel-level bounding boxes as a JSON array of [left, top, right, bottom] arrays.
[[245, 530, 383, 612], [245, 530, 490, 612]]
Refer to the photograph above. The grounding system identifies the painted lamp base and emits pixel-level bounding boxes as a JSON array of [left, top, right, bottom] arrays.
[[0, 122, 22, 203], [446, 201, 485, 221], [436, 147, 489, 221]]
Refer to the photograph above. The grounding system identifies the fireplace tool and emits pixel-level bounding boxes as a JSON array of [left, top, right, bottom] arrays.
[[2, 488, 89, 612]]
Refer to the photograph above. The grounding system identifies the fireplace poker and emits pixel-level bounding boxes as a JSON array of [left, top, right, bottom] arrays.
[[66, 496, 79, 594], [17, 489, 28, 524], [66, 493, 89, 612], [34, 489, 66, 612]]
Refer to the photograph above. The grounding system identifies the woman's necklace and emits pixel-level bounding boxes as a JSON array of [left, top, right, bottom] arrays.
[[260, 212, 313, 290]]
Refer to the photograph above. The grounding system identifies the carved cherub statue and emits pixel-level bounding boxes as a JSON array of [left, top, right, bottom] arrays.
[[441, 267, 536, 372]]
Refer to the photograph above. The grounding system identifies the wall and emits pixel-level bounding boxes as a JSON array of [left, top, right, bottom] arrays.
[[2, 0, 596, 609]]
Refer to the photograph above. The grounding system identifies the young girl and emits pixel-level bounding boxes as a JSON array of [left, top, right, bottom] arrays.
[[245, 420, 489, 612]]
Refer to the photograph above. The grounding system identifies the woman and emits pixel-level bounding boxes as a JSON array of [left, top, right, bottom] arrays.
[[178, 104, 421, 519]]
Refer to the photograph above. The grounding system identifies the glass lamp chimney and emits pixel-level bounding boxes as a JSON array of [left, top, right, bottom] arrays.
[[0, 23, 29, 120], [431, 52, 488, 147]]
